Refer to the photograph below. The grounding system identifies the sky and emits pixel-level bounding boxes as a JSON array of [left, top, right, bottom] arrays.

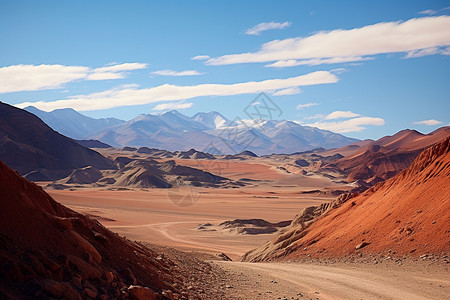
[[1, 0, 449, 140]]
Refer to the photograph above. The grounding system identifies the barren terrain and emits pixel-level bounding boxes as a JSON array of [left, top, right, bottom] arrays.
[[43, 149, 450, 299]]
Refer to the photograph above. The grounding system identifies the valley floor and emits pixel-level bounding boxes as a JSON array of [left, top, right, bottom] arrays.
[[48, 186, 334, 260], [45, 176, 449, 300]]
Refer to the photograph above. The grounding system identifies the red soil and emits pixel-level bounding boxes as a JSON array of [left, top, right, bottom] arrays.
[[244, 137, 450, 261]]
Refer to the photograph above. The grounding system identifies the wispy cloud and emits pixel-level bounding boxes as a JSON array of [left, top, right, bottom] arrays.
[[191, 55, 210, 60], [302, 110, 384, 133], [206, 16, 450, 66], [325, 110, 360, 120], [245, 21, 291, 35], [272, 87, 301, 96], [15, 71, 338, 111], [413, 119, 443, 126], [306, 117, 385, 133], [296, 102, 318, 109], [0, 63, 148, 93], [404, 47, 450, 58], [266, 56, 373, 68], [93, 63, 148, 73], [153, 101, 193, 111], [152, 69, 203, 76], [418, 7, 450, 15]]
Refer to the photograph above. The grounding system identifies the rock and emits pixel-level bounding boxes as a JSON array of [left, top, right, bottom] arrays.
[[216, 252, 233, 261], [71, 276, 83, 289], [355, 242, 370, 250], [67, 255, 102, 279], [121, 268, 137, 285], [51, 216, 73, 230], [128, 285, 158, 300], [40, 279, 82, 300], [83, 281, 98, 294], [83, 287, 98, 299], [1, 261, 23, 282], [105, 271, 115, 283], [65, 230, 102, 264]]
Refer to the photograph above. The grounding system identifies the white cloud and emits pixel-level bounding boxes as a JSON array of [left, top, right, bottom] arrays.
[[325, 110, 361, 120], [266, 56, 373, 67], [413, 119, 443, 126], [0, 64, 89, 93], [15, 70, 338, 111], [272, 87, 302, 96], [206, 16, 450, 66], [306, 117, 385, 133], [93, 63, 148, 73], [405, 47, 449, 58], [418, 7, 450, 15], [418, 9, 437, 15], [296, 102, 318, 109], [191, 55, 211, 60], [245, 21, 291, 35], [86, 72, 125, 80], [153, 101, 193, 111], [152, 69, 203, 76], [0, 63, 148, 93]]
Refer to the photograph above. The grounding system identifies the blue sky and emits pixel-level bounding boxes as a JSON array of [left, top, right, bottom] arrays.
[[1, 0, 449, 140]]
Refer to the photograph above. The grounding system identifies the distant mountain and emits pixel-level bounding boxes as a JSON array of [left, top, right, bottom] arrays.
[[24, 106, 124, 139], [21, 106, 359, 155], [0, 102, 114, 180], [333, 127, 450, 184], [193, 111, 229, 129], [89, 110, 359, 155]]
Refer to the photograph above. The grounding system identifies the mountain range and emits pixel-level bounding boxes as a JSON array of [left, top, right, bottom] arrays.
[[25, 107, 359, 155], [24, 106, 124, 139]]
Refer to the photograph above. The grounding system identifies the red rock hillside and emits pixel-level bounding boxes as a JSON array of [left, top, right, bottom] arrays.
[[242, 137, 450, 261], [0, 160, 209, 299], [334, 127, 450, 185]]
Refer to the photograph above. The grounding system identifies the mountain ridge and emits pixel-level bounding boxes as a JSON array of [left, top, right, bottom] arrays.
[[0, 102, 114, 180]]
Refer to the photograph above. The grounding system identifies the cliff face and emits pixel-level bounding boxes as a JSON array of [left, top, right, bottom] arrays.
[[0, 160, 170, 299], [242, 137, 450, 262]]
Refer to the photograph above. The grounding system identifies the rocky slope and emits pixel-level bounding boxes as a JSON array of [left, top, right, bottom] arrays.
[[0, 102, 114, 180], [242, 137, 450, 261], [0, 159, 228, 299]]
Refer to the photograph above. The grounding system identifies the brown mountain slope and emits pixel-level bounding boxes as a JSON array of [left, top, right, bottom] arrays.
[[242, 137, 450, 262], [0, 160, 222, 299], [0, 102, 114, 180], [334, 127, 450, 183]]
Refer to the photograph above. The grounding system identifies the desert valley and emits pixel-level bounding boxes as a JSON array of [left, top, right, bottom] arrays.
[[0, 101, 449, 299], [1, 1, 450, 299]]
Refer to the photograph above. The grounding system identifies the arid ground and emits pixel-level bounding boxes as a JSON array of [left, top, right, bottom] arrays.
[[44, 157, 450, 299]]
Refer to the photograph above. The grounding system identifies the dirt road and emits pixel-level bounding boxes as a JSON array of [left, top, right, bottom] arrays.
[[214, 261, 449, 300]]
